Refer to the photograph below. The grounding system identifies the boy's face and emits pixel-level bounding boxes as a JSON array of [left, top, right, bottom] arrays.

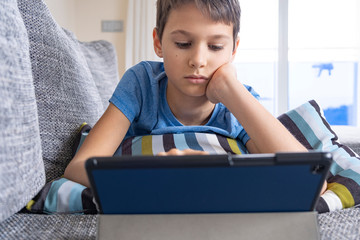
[[153, 3, 239, 102]]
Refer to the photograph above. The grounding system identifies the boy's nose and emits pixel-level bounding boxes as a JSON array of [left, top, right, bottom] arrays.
[[189, 45, 207, 69]]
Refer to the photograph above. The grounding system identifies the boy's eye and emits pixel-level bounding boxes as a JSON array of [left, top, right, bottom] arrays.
[[209, 45, 223, 51], [175, 42, 191, 49]]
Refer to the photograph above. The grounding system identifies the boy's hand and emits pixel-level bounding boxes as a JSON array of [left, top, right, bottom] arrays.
[[206, 62, 239, 104], [157, 148, 209, 156], [321, 181, 328, 195]]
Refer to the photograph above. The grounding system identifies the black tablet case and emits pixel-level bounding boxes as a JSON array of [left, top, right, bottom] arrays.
[[86, 152, 332, 214]]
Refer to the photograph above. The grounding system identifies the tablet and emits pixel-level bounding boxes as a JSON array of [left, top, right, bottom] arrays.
[[85, 152, 332, 214]]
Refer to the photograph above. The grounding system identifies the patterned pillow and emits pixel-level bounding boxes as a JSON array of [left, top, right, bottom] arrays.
[[27, 100, 360, 214], [278, 100, 360, 213], [115, 132, 248, 156], [25, 177, 97, 214]]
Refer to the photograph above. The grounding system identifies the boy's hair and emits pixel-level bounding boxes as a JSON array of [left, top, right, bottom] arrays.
[[156, 0, 241, 48]]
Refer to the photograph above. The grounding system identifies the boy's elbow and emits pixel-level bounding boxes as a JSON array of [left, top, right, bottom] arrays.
[[63, 161, 75, 182], [64, 159, 90, 188]]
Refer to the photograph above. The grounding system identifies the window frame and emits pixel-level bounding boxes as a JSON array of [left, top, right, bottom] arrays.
[[277, 0, 359, 126]]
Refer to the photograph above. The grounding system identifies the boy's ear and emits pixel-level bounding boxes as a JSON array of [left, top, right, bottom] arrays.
[[231, 37, 240, 62], [153, 28, 163, 58]]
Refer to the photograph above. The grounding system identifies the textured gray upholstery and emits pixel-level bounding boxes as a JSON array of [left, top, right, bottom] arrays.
[[0, 213, 97, 239], [18, 0, 119, 182], [318, 207, 360, 239], [0, 208, 360, 239], [76, 32, 119, 110], [0, 0, 45, 222]]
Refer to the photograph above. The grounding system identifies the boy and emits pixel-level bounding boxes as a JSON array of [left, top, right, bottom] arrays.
[[65, 0, 321, 191]]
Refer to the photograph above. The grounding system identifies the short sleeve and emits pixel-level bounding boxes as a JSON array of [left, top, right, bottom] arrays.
[[244, 84, 260, 100], [239, 129, 251, 148], [109, 68, 142, 123]]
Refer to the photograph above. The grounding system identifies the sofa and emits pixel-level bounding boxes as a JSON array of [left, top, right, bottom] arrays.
[[1, 0, 360, 239]]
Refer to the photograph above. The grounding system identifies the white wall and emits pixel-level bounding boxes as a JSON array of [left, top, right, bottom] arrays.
[[44, 0, 128, 75], [44, 0, 77, 32]]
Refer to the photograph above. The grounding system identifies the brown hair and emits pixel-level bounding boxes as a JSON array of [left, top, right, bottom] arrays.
[[156, 0, 241, 48]]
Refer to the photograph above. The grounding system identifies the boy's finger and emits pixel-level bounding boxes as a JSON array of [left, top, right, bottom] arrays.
[[157, 148, 209, 156]]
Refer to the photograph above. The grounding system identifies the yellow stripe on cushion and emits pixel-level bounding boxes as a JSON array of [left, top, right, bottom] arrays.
[[227, 138, 241, 154], [26, 200, 36, 211], [142, 135, 153, 155], [79, 122, 88, 131], [327, 182, 355, 209]]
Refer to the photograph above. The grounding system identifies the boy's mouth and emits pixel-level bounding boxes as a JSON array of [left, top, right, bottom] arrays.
[[185, 75, 208, 84]]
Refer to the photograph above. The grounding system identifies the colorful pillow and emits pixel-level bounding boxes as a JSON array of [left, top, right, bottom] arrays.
[[27, 100, 360, 214], [278, 100, 360, 213], [114, 132, 248, 156], [25, 177, 97, 214]]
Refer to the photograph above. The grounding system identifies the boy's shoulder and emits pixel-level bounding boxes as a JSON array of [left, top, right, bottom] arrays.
[[121, 61, 167, 88]]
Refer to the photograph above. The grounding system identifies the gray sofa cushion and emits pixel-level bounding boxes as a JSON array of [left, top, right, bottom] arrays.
[[76, 33, 119, 110], [318, 207, 360, 239], [18, 0, 118, 182], [1, 208, 360, 239], [0, 213, 97, 239], [0, 0, 45, 222]]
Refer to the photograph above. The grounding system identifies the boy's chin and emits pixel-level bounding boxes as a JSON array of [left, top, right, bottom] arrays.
[[182, 88, 207, 98]]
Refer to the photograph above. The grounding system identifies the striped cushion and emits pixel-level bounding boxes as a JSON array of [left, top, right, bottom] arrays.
[[278, 100, 360, 213], [26, 177, 96, 214], [115, 133, 247, 156]]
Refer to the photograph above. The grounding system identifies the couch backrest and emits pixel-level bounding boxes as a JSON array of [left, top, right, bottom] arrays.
[[0, 0, 45, 222], [18, 0, 119, 182], [1, 0, 119, 222]]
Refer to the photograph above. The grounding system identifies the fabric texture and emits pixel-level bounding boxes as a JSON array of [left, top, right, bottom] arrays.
[[110, 61, 259, 146], [1, 208, 360, 239], [26, 177, 97, 214], [0, 0, 45, 222], [317, 207, 360, 239], [278, 100, 360, 213], [115, 132, 248, 156], [0, 213, 97, 240], [18, 0, 119, 182], [76, 33, 119, 110]]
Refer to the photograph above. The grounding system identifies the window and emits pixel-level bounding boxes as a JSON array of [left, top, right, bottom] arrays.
[[235, 0, 360, 126], [289, 0, 359, 126], [235, 0, 278, 114]]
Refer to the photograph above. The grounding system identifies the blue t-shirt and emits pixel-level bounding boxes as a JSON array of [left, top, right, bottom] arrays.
[[109, 61, 259, 147]]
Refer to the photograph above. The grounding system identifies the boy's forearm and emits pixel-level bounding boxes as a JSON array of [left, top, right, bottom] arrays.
[[64, 160, 90, 187], [64, 103, 130, 188], [221, 81, 306, 153]]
